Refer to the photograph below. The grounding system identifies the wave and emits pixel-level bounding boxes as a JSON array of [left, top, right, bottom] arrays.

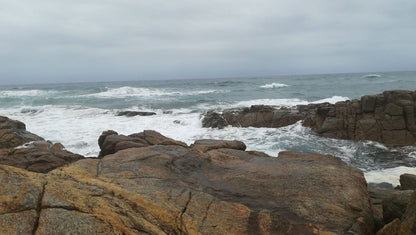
[[0, 89, 50, 97], [310, 96, 350, 104], [260, 83, 289, 89], [83, 86, 227, 98], [364, 166, 416, 186]]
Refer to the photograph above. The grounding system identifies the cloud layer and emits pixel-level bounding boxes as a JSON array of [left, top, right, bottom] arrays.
[[1, 0, 415, 84]]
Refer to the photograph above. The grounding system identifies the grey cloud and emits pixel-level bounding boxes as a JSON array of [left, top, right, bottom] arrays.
[[0, 0, 415, 84]]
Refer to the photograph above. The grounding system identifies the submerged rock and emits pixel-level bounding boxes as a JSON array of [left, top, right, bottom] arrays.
[[116, 111, 157, 117]]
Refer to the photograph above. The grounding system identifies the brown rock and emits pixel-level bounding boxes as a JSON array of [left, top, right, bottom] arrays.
[[400, 173, 416, 190], [0, 141, 84, 173], [398, 190, 416, 234], [361, 95, 377, 113], [376, 218, 401, 235], [0, 133, 375, 234], [382, 190, 413, 224], [0, 116, 44, 148], [98, 130, 187, 158], [191, 139, 246, 152]]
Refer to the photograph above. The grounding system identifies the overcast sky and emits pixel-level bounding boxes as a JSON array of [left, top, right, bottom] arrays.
[[0, 0, 415, 84]]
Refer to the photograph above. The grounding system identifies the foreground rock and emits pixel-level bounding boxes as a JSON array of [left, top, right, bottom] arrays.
[[203, 90, 416, 146], [0, 130, 375, 234]]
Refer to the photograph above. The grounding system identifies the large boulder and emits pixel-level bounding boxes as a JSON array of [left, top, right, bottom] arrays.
[[0, 116, 44, 148], [201, 111, 228, 129], [399, 173, 416, 190], [382, 190, 413, 224], [98, 130, 187, 158]]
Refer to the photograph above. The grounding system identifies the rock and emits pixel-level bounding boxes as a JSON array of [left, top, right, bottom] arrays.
[[399, 173, 416, 190], [368, 182, 395, 190], [202, 111, 228, 129], [191, 139, 246, 152], [398, 190, 416, 234], [98, 130, 187, 157], [116, 111, 156, 117], [376, 218, 401, 235], [0, 116, 44, 148], [206, 90, 416, 146], [220, 105, 304, 128], [368, 187, 396, 231], [0, 141, 84, 173], [382, 190, 413, 224], [0, 132, 375, 234]]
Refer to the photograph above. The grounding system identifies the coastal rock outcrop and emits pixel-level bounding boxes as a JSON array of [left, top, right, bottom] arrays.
[[203, 90, 416, 146], [0, 116, 44, 148], [0, 116, 83, 173], [0, 129, 375, 234], [0, 141, 84, 173]]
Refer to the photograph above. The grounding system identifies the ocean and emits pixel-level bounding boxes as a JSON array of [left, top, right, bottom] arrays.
[[1, 71, 416, 186]]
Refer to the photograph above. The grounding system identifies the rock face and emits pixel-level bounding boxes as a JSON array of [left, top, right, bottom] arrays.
[[203, 90, 416, 147], [116, 111, 157, 117], [303, 90, 416, 147], [0, 130, 375, 234], [0, 116, 44, 148]]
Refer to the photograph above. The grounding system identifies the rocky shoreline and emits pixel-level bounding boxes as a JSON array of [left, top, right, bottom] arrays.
[[1, 90, 416, 234], [203, 90, 416, 147]]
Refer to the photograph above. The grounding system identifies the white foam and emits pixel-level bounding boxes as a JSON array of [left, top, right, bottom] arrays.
[[365, 167, 416, 186], [234, 98, 309, 107], [260, 83, 289, 89], [311, 96, 350, 104], [0, 89, 50, 97], [84, 86, 227, 98]]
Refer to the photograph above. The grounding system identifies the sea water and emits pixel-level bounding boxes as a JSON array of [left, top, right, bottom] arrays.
[[1, 71, 416, 186]]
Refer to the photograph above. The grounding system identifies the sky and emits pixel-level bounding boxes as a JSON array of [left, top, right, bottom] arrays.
[[0, 0, 415, 84]]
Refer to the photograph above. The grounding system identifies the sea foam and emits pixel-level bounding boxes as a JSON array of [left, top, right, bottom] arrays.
[[260, 83, 289, 89]]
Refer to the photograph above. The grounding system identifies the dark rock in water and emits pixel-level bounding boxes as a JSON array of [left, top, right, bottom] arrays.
[[0, 116, 44, 148], [202, 111, 228, 129], [368, 182, 395, 190], [382, 190, 413, 224], [98, 129, 187, 158], [222, 105, 304, 128], [116, 111, 156, 117], [400, 173, 416, 190], [0, 131, 375, 234], [0, 141, 84, 173]]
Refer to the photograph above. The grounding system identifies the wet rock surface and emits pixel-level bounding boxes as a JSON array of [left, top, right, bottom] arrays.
[[116, 111, 157, 117]]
